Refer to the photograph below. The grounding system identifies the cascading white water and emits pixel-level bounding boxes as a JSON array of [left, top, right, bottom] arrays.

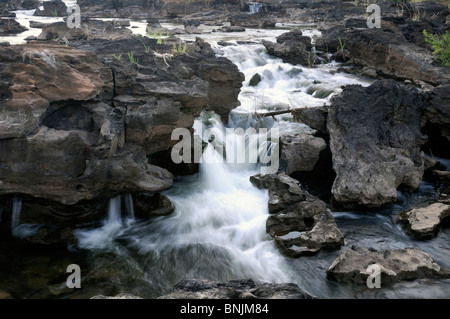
[[248, 2, 263, 14], [124, 194, 135, 220], [11, 196, 22, 230], [73, 27, 376, 296], [108, 195, 122, 225], [76, 195, 131, 249]]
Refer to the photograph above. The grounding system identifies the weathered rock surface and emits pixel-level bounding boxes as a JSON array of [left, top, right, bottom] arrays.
[[23, 226, 76, 246], [421, 83, 450, 157], [21, 0, 40, 10], [248, 73, 261, 87], [327, 80, 427, 208], [34, 0, 67, 17], [0, 195, 108, 227], [0, 34, 243, 208], [262, 31, 318, 67], [292, 106, 328, 134], [158, 279, 314, 299], [316, 14, 450, 85], [279, 134, 327, 175], [0, 43, 174, 204], [397, 203, 450, 239], [327, 246, 450, 284], [0, 18, 27, 35], [134, 193, 175, 218], [218, 26, 246, 33], [91, 293, 143, 299], [251, 174, 343, 257]]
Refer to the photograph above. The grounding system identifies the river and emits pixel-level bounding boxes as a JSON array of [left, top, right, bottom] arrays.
[[0, 2, 449, 299]]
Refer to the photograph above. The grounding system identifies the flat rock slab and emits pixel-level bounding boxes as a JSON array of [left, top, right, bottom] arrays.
[[327, 246, 450, 284], [397, 203, 450, 238], [91, 293, 143, 299], [158, 279, 314, 299]]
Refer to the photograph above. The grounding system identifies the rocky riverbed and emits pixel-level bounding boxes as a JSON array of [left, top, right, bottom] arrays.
[[0, 0, 449, 299]]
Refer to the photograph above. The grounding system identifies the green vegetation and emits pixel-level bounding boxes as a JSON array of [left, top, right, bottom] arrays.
[[147, 29, 167, 45], [171, 41, 188, 55], [338, 37, 345, 52], [113, 52, 123, 61], [127, 51, 139, 65], [138, 36, 151, 53], [423, 30, 450, 66]]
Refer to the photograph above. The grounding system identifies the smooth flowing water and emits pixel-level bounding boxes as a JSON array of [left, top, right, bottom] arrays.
[[0, 9, 449, 299]]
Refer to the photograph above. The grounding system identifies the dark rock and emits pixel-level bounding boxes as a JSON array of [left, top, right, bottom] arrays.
[[21, 0, 40, 10], [327, 246, 450, 284], [327, 80, 427, 208], [218, 26, 246, 32], [248, 73, 261, 87], [274, 210, 344, 257], [0, 195, 108, 227], [29, 21, 52, 29], [397, 203, 450, 239], [184, 25, 202, 34], [158, 279, 314, 299], [251, 174, 343, 257], [432, 170, 450, 182], [0, 18, 27, 35], [421, 83, 450, 158], [134, 193, 175, 218], [279, 134, 327, 175], [262, 31, 318, 67], [0, 43, 173, 204], [292, 106, 328, 134], [316, 18, 450, 84], [91, 293, 143, 299], [24, 226, 76, 246], [250, 174, 313, 214], [34, 0, 67, 17]]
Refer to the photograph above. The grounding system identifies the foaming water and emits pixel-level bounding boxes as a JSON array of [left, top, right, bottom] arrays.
[[74, 116, 296, 296], [217, 44, 373, 114]]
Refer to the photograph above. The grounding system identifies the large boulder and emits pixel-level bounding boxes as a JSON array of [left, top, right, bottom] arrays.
[[262, 31, 319, 67], [134, 193, 175, 218], [34, 0, 68, 17], [158, 279, 314, 299], [327, 80, 428, 208], [0, 43, 173, 205], [21, 0, 40, 10], [421, 83, 450, 157], [0, 34, 243, 211], [316, 16, 450, 85], [279, 134, 327, 175], [397, 203, 450, 239], [0, 18, 27, 35], [292, 106, 328, 134], [327, 246, 450, 284], [250, 174, 344, 257]]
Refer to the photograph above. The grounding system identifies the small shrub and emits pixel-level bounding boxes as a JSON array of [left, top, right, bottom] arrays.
[[423, 30, 450, 66]]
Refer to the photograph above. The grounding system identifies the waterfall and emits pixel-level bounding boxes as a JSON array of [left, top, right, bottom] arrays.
[[107, 195, 122, 225], [11, 196, 22, 230], [248, 2, 263, 14], [124, 194, 135, 220]]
